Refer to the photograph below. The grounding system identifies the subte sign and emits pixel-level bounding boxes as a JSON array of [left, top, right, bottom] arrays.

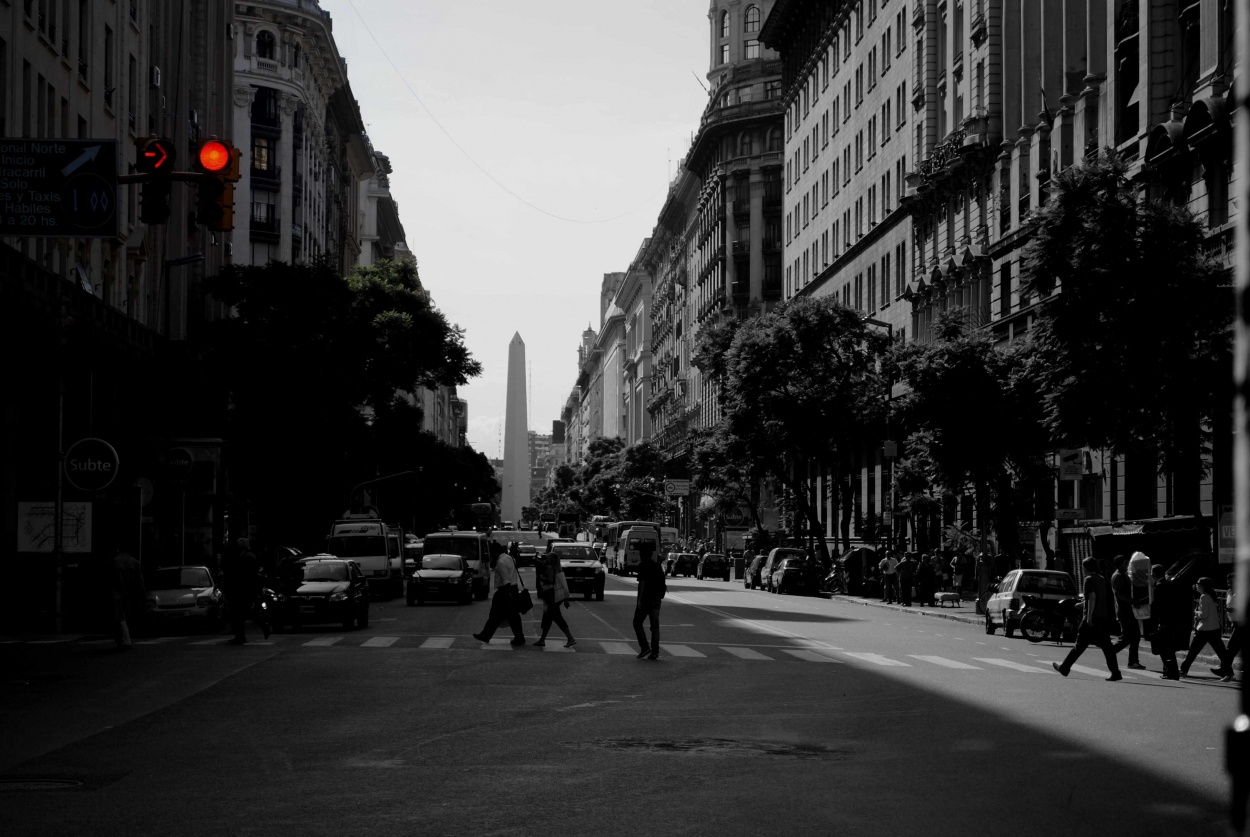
[[64, 437, 120, 492], [0, 139, 118, 237]]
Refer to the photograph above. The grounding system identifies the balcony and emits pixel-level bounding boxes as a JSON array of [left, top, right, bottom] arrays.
[[252, 164, 280, 190]]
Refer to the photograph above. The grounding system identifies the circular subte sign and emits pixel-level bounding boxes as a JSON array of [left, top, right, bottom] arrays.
[[64, 437, 119, 492]]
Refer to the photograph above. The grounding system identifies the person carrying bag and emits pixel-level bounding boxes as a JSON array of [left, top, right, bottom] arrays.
[[473, 542, 527, 646], [534, 543, 576, 648]]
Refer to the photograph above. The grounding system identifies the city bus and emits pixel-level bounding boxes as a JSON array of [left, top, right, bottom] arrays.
[[604, 519, 663, 576], [457, 502, 498, 533]]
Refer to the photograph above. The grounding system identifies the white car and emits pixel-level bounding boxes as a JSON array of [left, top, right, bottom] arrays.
[[144, 565, 225, 629], [985, 569, 1079, 637]]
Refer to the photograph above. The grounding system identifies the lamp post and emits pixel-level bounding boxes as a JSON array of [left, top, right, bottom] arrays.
[[862, 317, 898, 553]]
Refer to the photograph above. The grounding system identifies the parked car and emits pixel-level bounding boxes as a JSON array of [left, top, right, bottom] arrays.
[[744, 554, 765, 589], [144, 565, 225, 630], [984, 569, 1079, 637], [771, 557, 812, 595], [761, 548, 807, 592], [697, 553, 730, 581], [550, 542, 607, 601], [273, 556, 370, 630], [670, 553, 699, 577], [407, 554, 473, 605]]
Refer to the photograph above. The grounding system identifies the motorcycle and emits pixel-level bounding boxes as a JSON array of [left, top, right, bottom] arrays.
[[821, 564, 848, 595], [1018, 594, 1082, 643]]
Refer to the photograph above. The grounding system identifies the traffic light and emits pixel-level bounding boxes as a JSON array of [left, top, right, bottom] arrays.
[[135, 136, 176, 224], [194, 137, 241, 231]]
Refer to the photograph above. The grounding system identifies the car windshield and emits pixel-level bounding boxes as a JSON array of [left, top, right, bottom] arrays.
[[704, 554, 725, 562], [554, 546, 596, 560], [302, 562, 349, 582], [421, 556, 461, 571], [422, 537, 481, 561], [147, 567, 211, 589], [774, 550, 806, 561], [1018, 573, 1077, 595], [324, 535, 386, 558]]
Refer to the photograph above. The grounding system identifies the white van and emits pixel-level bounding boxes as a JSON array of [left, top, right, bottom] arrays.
[[326, 515, 393, 594], [621, 524, 662, 577]]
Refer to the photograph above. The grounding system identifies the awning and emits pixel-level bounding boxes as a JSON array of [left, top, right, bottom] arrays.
[[1086, 524, 1143, 537], [1086, 516, 1209, 537]]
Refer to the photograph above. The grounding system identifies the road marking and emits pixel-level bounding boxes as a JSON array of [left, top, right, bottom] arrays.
[[909, 655, 982, 670], [783, 649, 845, 663], [190, 638, 231, 645], [722, 647, 772, 660], [974, 658, 1051, 673], [662, 644, 705, 658], [303, 637, 343, 647], [540, 643, 575, 652], [420, 637, 454, 649], [361, 636, 399, 648], [601, 642, 636, 655], [81, 639, 115, 645], [479, 642, 513, 650], [843, 652, 911, 667]]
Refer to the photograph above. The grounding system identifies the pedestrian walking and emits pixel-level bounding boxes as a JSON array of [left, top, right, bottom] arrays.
[[896, 553, 916, 606], [916, 554, 936, 607], [633, 541, 666, 660], [1212, 573, 1242, 681], [1110, 555, 1146, 670], [110, 546, 145, 650], [879, 552, 899, 603], [473, 543, 526, 646], [534, 542, 575, 648], [1148, 563, 1189, 680], [1180, 576, 1232, 678], [222, 538, 267, 644], [950, 551, 968, 594], [1053, 558, 1123, 681]]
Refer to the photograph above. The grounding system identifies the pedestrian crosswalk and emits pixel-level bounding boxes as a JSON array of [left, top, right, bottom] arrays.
[[13, 634, 1160, 679]]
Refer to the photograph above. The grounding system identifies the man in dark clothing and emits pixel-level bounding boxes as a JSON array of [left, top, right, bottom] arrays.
[[896, 553, 916, 606], [633, 541, 666, 660], [1109, 554, 1145, 669], [222, 538, 265, 644], [1053, 558, 1123, 681], [111, 548, 145, 649]]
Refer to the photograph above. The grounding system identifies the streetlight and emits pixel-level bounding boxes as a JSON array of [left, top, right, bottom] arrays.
[[863, 316, 898, 553]]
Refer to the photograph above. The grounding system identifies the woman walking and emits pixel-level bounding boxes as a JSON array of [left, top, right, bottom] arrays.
[[1180, 576, 1232, 678], [535, 543, 575, 647]]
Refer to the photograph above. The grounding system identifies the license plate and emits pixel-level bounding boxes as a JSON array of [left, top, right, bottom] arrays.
[[160, 611, 186, 617], [299, 606, 316, 613]]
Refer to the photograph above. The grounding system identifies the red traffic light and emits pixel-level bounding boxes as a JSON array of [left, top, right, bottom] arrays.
[[198, 139, 232, 174]]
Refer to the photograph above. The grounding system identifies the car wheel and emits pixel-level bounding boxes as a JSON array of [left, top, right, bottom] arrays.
[[342, 612, 356, 630], [984, 611, 996, 635], [358, 604, 370, 629]]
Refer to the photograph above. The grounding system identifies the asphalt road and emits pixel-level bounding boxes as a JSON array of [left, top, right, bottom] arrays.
[[0, 570, 1238, 836]]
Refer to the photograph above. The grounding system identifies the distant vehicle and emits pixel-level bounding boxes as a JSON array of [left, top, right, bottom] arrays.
[[771, 557, 812, 595], [273, 557, 370, 630], [697, 553, 730, 581], [144, 565, 225, 629], [458, 502, 498, 533], [515, 544, 538, 567], [501, 520, 514, 531], [760, 548, 806, 593], [401, 538, 423, 579], [326, 514, 393, 592], [550, 542, 606, 601], [421, 531, 491, 600], [557, 512, 580, 540], [604, 520, 662, 576], [669, 553, 699, 577], [985, 569, 1078, 637], [407, 554, 474, 606]]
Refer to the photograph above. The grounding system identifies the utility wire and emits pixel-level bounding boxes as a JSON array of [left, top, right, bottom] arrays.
[[343, 0, 667, 224]]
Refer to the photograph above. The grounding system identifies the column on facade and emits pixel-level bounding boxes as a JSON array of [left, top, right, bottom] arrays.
[[231, 85, 256, 261], [278, 93, 298, 263], [1145, 0, 1182, 139], [750, 170, 764, 300]]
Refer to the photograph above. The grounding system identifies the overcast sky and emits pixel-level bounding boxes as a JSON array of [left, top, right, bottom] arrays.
[[317, 0, 712, 456]]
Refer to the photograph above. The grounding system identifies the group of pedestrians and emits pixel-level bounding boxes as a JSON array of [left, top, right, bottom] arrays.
[[473, 538, 667, 659], [877, 551, 950, 606], [1053, 555, 1237, 683]]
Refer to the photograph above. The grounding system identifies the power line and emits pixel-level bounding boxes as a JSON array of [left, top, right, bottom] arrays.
[[343, 0, 667, 224]]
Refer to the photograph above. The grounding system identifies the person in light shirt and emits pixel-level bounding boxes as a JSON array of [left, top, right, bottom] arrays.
[[473, 542, 526, 646]]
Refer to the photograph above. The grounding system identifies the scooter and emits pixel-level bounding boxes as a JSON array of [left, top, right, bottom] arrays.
[[821, 565, 848, 595], [1018, 595, 1082, 643]]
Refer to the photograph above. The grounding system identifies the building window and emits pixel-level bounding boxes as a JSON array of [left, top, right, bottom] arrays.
[[744, 39, 760, 59], [252, 135, 273, 173], [721, 43, 730, 65], [721, 10, 729, 38], [744, 5, 761, 33], [740, 131, 753, 156], [256, 30, 276, 60]]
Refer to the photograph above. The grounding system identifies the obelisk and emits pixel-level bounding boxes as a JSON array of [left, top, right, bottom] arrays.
[[501, 333, 529, 525]]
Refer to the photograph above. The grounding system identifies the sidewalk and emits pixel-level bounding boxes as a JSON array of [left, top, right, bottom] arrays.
[[825, 590, 1230, 672]]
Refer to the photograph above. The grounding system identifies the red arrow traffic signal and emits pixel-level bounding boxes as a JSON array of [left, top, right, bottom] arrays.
[[135, 136, 176, 174]]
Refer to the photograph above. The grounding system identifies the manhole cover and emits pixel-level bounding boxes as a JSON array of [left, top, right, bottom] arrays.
[[0, 779, 84, 791], [567, 737, 840, 760]]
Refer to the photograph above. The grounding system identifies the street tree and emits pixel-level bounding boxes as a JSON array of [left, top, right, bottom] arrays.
[[1020, 150, 1232, 514], [697, 296, 891, 565], [889, 310, 1051, 558]]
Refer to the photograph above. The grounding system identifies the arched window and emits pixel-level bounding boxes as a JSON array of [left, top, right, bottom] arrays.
[[256, 30, 275, 60], [291, 43, 301, 69], [744, 5, 761, 33], [720, 11, 729, 39], [740, 132, 754, 157], [768, 127, 783, 152]]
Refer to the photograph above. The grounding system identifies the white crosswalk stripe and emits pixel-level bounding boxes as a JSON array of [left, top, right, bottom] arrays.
[[783, 649, 844, 663], [601, 642, 636, 655], [420, 637, 454, 649], [908, 655, 982, 669], [661, 644, 705, 658], [843, 652, 911, 667], [361, 636, 398, 648], [974, 658, 1051, 673], [303, 637, 343, 647], [539, 643, 575, 652], [721, 647, 772, 660]]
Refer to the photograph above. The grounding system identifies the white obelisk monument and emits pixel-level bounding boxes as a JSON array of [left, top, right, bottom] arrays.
[[501, 333, 529, 524]]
